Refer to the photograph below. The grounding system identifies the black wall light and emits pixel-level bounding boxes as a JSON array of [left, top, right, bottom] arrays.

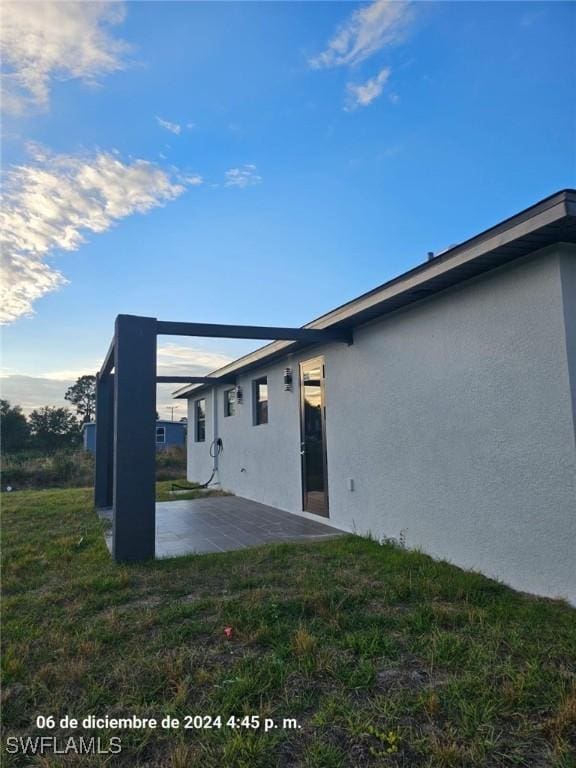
[[284, 367, 293, 391]]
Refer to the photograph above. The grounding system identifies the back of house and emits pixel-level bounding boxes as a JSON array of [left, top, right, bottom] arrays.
[[177, 190, 576, 604]]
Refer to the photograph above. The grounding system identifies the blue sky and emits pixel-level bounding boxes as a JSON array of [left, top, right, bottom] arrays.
[[1, 1, 574, 416]]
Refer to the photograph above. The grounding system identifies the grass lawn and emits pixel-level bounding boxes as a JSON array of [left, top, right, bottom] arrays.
[[1, 486, 575, 767], [154, 480, 230, 503]]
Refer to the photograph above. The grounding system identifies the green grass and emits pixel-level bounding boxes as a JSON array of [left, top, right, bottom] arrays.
[[1, 446, 188, 491], [155, 479, 229, 502], [1, 486, 575, 767]]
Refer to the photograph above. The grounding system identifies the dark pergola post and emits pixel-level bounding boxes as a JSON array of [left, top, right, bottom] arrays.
[[113, 315, 157, 562], [94, 372, 114, 509]]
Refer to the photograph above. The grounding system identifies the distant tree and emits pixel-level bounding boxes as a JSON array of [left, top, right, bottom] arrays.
[[0, 400, 30, 452], [65, 375, 96, 424], [28, 407, 80, 452]]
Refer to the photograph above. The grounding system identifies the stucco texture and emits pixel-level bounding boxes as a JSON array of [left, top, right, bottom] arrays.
[[187, 246, 576, 603]]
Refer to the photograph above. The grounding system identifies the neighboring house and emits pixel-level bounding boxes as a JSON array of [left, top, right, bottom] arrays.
[[175, 190, 576, 604], [83, 420, 186, 453]]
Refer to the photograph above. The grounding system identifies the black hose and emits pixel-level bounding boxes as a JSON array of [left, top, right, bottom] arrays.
[[171, 438, 223, 492], [209, 437, 223, 458]]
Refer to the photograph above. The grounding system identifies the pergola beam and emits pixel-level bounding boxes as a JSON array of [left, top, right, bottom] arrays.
[[100, 338, 115, 377], [156, 376, 236, 384], [156, 320, 353, 345]]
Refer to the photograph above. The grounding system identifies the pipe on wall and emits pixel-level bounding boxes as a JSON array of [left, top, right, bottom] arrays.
[[212, 385, 220, 481]]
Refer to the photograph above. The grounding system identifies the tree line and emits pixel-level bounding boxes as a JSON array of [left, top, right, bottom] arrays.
[[1, 375, 96, 453]]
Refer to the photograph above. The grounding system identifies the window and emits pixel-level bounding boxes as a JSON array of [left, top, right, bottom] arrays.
[[155, 426, 166, 444], [253, 377, 268, 425], [224, 388, 236, 417], [195, 399, 206, 442]]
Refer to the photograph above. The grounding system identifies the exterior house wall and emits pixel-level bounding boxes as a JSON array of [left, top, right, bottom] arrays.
[[560, 248, 576, 447], [187, 365, 303, 507], [83, 423, 97, 453], [155, 421, 186, 450], [187, 246, 576, 602]]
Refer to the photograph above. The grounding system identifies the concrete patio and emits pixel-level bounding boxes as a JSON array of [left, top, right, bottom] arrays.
[[100, 495, 345, 558]]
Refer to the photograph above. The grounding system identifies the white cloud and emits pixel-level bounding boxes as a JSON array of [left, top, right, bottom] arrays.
[[156, 116, 181, 135], [184, 174, 204, 186], [224, 164, 262, 188], [0, 375, 77, 414], [0, 345, 232, 415], [310, 0, 412, 69], [346, 67, 391, 109], [1, 1, 130, 113], [0, 146, 191, 324], [155, 118, 196, 135], [38, 366, 101, 381], [157, 344, 232, 375]]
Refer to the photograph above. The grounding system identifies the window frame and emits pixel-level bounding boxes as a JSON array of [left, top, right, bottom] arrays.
[[252, 376, 269, 426], [155, 425, 166, 444], [195, 398, 206, 442], [224, 388, 236, 418]]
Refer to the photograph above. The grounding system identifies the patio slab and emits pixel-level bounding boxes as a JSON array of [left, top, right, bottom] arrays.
[[100, 495, 345, 559]]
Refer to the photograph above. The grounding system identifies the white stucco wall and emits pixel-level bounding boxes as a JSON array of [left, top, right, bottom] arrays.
[[187, 245, 576, 603], [187, 358, 303, 513], [560, 249, 576, 448]]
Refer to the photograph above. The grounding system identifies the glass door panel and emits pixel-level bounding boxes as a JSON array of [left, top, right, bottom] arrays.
[[300, 357, 328, 517]]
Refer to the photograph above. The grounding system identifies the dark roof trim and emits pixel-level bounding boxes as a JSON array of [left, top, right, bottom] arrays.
[[175, 189, 576, 399]]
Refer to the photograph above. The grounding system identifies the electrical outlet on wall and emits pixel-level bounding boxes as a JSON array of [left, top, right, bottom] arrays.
[[347, 478, 354, 492]]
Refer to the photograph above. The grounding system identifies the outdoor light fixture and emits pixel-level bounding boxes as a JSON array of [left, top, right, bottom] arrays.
[[235, 385, 243, 404], [283, 367, 293, 391]]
